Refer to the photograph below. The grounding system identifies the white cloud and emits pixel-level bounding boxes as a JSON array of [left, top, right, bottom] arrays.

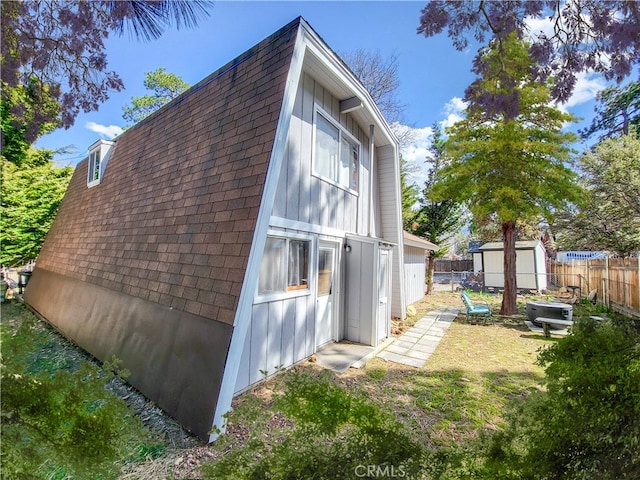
[[396, 124, 434, 188], [440, 97, 467, 129], [561, 71, 607, 109], [523, 14, 607, 111], [524, 15, 555, 42], [85, 121, 123, 139]]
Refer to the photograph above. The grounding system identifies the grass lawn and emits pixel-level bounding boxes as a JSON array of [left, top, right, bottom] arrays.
[[329, 291, 550, 449], [1, 291, 600, 478]]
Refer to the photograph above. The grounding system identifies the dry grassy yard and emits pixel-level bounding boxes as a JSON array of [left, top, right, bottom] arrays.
[[3, 292, 561, 478], [166, 291, 554, 478], [329, 291, 549, 448]]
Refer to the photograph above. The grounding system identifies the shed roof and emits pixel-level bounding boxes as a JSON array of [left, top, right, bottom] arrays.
[[403, 231, 439, 250], [479, 240, 542, 251]]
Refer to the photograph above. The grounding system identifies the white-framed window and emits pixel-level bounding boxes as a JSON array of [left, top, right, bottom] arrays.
[[258, 234, 312, 297], [86, 139, 114, 187], [313, 108, 359, 192], [87, 149, 101, 187]]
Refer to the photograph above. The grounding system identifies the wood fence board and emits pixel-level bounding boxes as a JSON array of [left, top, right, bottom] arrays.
[[547, 258, 639, 316]]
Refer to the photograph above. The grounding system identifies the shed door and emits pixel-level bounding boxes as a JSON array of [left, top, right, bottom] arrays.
[[316, 243, 336, 348], [377, 248, 391, 342]]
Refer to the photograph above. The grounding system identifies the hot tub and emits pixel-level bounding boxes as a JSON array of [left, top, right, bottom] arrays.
[[526, 301, 573, 328]]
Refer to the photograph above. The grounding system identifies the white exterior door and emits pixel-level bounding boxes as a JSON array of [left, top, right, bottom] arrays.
[[316, 243, 336, 348], [377, 249, 391, 342]]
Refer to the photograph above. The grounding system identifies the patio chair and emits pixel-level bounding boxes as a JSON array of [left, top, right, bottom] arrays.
[[460, 290, 493, 324]]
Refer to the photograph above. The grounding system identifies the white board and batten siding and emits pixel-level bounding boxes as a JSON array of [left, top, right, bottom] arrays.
[[235, 294, 315, 393], [376, 145, 405, 319], [404, 246, 426, 305], [236, 72, 376, 394], [272, 72, 372, 235], [345, 238, 376, 344], [480, 241, 548, 291]]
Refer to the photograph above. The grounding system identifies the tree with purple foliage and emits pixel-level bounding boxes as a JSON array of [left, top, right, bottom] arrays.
[[0, 0, 212, 154], [417, 1, 640, 109]]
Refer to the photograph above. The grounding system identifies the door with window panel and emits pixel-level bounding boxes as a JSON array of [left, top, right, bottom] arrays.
[[316, 243, 337, 347]]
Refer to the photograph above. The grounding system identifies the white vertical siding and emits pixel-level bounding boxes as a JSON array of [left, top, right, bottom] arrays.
[[483, 251, 504, 288], [236, 71, 405, 394], [480, 244, 548, 291], [345, 239, 375, 344], [535, 244, 548, 291], [235, 293, 315, 394], [404, 246, 426, 305], [376, 144, 405, 318], [473, 253, 483, 273], [272, 72, 370, 235]]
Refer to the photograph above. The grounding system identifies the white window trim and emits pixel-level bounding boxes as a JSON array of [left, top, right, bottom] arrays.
[[87, 149, 101, 187], [312, 105, 360, 196], [255, 231, 315, 304]]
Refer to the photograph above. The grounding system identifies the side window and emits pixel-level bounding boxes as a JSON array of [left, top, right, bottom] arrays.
[[258, 236, 311, 296], [287, 240, 309, 291], [315, 114, 340, 181], [313, 110, 359, 192], [258, 237, 287, 294], [87, 150, 101, 186]]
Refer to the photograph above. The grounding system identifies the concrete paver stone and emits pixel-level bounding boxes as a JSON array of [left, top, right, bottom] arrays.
[[376, 306, 459, 368]]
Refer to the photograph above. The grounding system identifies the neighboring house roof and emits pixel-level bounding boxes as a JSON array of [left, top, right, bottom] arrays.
[[403, 231, 439, 250], [468, 240, 484, 254], [479, 240, 542, 251]]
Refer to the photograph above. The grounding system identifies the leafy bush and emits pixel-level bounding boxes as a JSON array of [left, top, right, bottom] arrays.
[[445, 316, 640, 480], [201, 369, 425, 479], [0, 303, 158, 479]]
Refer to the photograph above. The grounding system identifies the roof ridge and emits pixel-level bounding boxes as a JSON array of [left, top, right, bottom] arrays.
[[121, 17, 303, 134]]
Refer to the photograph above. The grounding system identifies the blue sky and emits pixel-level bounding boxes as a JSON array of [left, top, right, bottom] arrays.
[[37, 1, 608, 185]]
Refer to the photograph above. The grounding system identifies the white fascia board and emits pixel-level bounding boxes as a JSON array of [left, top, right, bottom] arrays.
[[209, 24, 306, 442], [270, 216, 348, 239]]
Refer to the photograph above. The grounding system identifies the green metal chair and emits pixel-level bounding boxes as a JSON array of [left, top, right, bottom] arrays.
[[460, 290, 493, 324]]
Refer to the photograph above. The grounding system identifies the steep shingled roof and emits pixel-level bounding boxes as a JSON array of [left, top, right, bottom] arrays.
[[27, 18, 301, 437], [37, 20, 300, 325]]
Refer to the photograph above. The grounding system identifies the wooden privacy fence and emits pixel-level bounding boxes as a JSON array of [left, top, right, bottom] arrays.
[[547, 258, 640, 317], [433, 259, 474, 272]]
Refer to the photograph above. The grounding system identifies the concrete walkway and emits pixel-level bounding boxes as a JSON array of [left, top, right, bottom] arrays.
[[377, 306, 459, 368]]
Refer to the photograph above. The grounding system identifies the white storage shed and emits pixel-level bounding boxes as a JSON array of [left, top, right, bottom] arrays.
[[403, 231, 439, 305], [479, 240, 548, 292]]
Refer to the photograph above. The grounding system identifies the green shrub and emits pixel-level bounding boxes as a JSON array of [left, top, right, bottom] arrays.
[[465, 316, 640, 480], [0, 303, 158, 479], [201, 369, 425, 479]]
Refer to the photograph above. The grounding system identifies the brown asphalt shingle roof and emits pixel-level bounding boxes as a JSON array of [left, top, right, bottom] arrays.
[[36, 18, 300, 326]]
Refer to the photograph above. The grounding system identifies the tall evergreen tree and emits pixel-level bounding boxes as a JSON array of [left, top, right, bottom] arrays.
[[400, 156, 420, 231], [554, 131, 640, 256], [580, 81, 640, 141], [122, 68, 190, 126], [1, 149, 73, 266], [411, 123, 462, 295], [432, 34, 579, 314]]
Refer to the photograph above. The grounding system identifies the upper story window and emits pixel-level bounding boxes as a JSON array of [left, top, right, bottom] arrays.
[[86, 139, 114, 187], [88, 150, 101, 185], [313, 109, 359, 192], [258, 235, 311, 297]]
